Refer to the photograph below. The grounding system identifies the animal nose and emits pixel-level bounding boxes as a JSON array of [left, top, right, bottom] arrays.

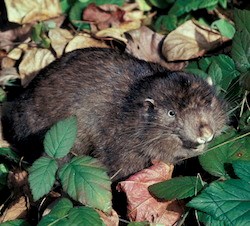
[[197, 125, 214, 144]]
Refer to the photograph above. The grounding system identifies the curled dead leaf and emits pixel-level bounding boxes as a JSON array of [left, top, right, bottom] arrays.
[[118, 162, 184, 225], [125, 26, 186, 70], [0, 196, 28, 222], [162, 20, 229, 61], [65, 33, 108, 53], [49, 28, 73, 57], [97, 209, 119, 226], [5, 0, 62, 24], [19, 48, 55, 86]]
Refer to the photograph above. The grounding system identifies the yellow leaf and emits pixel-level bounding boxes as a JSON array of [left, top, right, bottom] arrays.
[[49, 28, 73, 57], [162, 20, 229, 61], [65, 33, 108, 53], [19, 48, 55, 85], [4, 0, 62, 24]]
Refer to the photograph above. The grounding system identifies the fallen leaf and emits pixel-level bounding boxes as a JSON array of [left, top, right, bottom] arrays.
[[19, 48, 55, 86], [0, 25, 32, 52], [5, 0, 62, 24], [49, 28, 73, 57], [0, 67, 20, 86], [7, 43, 29, 61], [0, 196, 28, 222], [125, 26, 186, 70], [118, 162, 184, 225], [97, 209, 119, 226], [162, 20, 229, 61], [83, 4, 125, 31], [65, 33, 108, 53], [1, 57, 16, 69]]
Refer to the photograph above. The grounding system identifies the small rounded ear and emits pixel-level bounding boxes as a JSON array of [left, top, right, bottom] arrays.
[[144, 98, 155, 111], [206, 77, 213, 86]]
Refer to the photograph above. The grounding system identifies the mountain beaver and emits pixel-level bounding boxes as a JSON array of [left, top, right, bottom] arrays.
[[1, 48, 226, 181]]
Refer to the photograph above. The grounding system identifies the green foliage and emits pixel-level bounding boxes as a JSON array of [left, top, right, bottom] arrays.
[[29, 157, 58, 201], [211, 19, 235, 39], [187, 179, 250, 225], [149, 176, 204, 200], [38, 198, 104, 226], [199, 130, 250, 178], [44, 116, 77, 158], [0, 147, 20, 163], [185, 54, 240, 93], [28, 116, 112, 224], [0, 220, 30, 226], [0, 164, 8, 190], [31, 22, 52, 48], [58, 156, 112, 213]]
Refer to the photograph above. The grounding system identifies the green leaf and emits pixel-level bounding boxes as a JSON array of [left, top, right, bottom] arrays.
[[0, 147, 20, 163], [187, 179, 250, 225], [60, 0, 77, 13], [218, 0, 227, 8], [44, 116, 77, 159], [154, 15, 177, 33], [211, 19, 235, 39], [29, 157, 58, 201], [231, 9, 250, 73], [38, 198, 73, 226], [58, 156, 112, 213], [186, 55, 240, 92], [0, 219, 30, 226], [199, 130, 250, 178], [0, 164, 8, 190], [232, 160, 250, 182], [68, 207, 104, 226], [149, 176, 204, 200], [31, 23, 51, 49], [0, 87, 6, 102], [198, 211, 227, 226], [69, 1, 91, 30], [168, 0, 219, 17]]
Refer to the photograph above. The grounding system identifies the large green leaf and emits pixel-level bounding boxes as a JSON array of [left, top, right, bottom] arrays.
[[168, 0, 219, 16], [198, 211, 227, 226], [29, 157, 58, 201], [231, 9, 250, 73], [68, 207, 105, 226], [58, 156, 112, 213], [232, 160, 250, 182], [199, 130, 250, 178], [38, 198, 73, 226], [44, 116, 77, 159], [187, 179, 250, 225], [149, 176, 204, 200]]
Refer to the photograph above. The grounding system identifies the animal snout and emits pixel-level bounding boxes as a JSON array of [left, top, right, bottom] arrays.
[[197, 124, 214, 144]]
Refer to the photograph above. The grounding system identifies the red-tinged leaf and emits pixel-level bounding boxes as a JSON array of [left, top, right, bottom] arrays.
[[96, 209, 119, 226], [83, 4, 125, 31], [117, 162, 184, 225]]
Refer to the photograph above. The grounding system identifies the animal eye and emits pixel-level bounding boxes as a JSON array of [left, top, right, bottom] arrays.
[[168, 110, 176, 117]]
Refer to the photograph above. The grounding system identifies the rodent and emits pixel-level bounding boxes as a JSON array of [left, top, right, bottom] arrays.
[[1, 48, 227, 181]]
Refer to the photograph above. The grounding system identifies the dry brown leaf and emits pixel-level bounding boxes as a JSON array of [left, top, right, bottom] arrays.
[[125, 26, 186, 70], [97, 209, 119, 226], [65, 33, 108, 53], [0, 25, 32, 52], [0, 196, 28, 222], [7, 43, 29, 61], [19, 48, 55, 85], [83, 4, 125, 31], [162, 20, 229, 61], [1, 57, 16, 69], [118, 162, 184, 225], [5, 0, 62, 24], [49, 28, 73, 57]]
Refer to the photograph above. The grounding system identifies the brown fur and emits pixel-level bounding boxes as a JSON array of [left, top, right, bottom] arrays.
[[1, 48, 226, 181]]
